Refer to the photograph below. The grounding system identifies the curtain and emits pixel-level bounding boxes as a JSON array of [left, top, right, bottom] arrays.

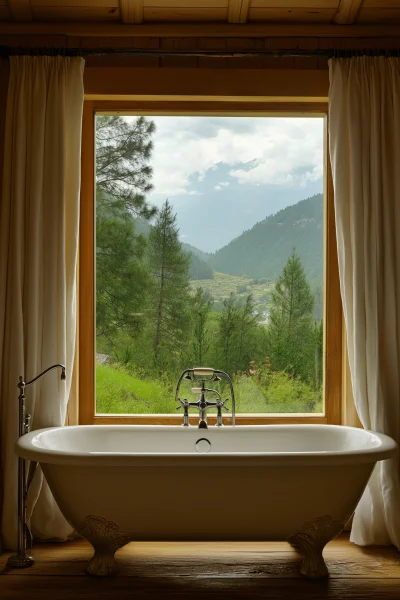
[[329, 56, 400, 547], [0, 55, 84, 550]]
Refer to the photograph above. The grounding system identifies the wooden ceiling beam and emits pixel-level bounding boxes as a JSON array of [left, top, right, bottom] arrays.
[[228, 0, 250, 24], [7, 0, 33, 21], [120, 0, 143, 24], [333, 0, 363, 25], [0, 22, 399, 38]]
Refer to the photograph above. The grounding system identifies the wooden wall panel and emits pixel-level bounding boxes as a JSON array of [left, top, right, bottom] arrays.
[[83, 66, 329, 100], [2, 22, 400, 37], [31, 0, 119, 5], [2, 32, 400, 72], [143, 0, 228, 5], [357, 7, 400, 23], [249, 7, 336, 21], [143, 7, 228, 21], [0, 5, 11, 19], [32, 6, 120, 21], [6, 0, 33, 21], [251, 0, 338, 5]]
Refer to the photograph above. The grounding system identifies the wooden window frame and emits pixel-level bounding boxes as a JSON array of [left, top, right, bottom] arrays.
[[79, 99, 342, 426]]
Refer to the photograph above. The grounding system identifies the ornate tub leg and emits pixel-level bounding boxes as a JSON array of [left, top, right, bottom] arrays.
[[77, 515, 132, 577], [288, 515, 344, 579]]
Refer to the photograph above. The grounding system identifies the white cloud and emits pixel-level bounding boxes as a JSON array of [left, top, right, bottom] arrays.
[[215, 181, 230, 191], [132, 116, 324, 202]]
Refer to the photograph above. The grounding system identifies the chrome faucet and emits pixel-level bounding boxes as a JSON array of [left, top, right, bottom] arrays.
[[7, 364, 66, 570], [175, 367, 235, 428]]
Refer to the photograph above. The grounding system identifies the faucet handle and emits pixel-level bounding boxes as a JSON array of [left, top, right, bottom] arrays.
[[218, 399, 230, 412], [176, 398, 188, 409]]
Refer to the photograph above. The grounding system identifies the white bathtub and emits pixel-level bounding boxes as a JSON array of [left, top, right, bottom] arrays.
[[17, 424, 396, 579]]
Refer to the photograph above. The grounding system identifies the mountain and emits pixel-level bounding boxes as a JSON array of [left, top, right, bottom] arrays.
[[181, 242, 210, 263], [187, 252, 213, 280], [210, 194, 323, 285]]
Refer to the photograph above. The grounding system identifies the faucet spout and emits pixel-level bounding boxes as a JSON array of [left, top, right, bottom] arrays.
[[23, 363, 66, 388]]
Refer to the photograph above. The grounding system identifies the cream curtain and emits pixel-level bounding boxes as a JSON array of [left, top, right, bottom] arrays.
[[0, 55, 84, 550], [329, 56, 400, 547]]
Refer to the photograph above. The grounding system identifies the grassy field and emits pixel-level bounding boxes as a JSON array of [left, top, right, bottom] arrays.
[[190, 271, 274, 304], [96, 363, 322, 415]]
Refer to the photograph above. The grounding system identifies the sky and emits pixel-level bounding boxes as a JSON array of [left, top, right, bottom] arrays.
[[144, 116, 324, 253]]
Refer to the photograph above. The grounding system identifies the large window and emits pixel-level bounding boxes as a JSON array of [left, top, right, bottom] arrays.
[[80, 103, 342, 425]]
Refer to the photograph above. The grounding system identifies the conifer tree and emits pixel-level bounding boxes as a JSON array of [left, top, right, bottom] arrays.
[[148, 200, 191, 371], [96, 115, 156, 219], [95, 117, 156, 353], [96, 196, 150, 349], [267, 249, 315, 382], [218, 293, 239, 373], [191, 288, 212, 366], [236, 294, 259, 371], [217, 293, 259, 374]]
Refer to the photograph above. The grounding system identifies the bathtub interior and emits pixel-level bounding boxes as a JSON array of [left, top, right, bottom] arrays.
[[28, 424, 387, 455]]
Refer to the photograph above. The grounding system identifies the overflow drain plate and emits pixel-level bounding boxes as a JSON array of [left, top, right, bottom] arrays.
[[195, 438, 211, 453]]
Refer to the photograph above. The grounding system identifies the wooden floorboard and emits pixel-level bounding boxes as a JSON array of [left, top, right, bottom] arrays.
[[1, 534, 399, 599]]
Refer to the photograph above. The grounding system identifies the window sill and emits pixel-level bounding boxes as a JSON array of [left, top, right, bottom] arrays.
[[87, 414, 327, 425]]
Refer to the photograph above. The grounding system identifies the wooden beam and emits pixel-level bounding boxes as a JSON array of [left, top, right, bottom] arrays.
[[228, 0, 250, 24], [120, 0, 143, 24], [84, 67, 328, 101], [6, 0, 33, 21], [0, 21, 399, 37], [333, 0, 363, 24]]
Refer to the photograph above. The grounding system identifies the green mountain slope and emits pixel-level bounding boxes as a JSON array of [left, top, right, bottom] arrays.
[[210, 194, 323, 285]]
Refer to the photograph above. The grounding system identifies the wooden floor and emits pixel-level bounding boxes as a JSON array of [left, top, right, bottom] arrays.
[[1, 534, 400, 599]]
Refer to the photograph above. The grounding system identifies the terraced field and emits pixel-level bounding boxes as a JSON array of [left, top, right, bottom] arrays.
[[190, 271, 274, 302]]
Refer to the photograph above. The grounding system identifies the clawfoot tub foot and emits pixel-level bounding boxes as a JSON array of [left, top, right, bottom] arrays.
[[77, 515, 132, 577], [86, 548, 119, 577], [288, 515, 344, 579]]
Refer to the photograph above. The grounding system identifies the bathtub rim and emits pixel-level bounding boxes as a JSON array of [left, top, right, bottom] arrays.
[[15, 424, 397, 467]]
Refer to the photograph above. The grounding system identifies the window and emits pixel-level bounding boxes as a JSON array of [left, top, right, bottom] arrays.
[[80, 101, 342, 426]]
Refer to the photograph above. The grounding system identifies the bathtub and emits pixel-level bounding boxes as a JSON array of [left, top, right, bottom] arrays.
[[17, 424, 396, 579]]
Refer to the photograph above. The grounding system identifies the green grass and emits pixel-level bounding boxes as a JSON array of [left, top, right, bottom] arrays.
[[96, 363, 322, 415], [96, 364, 175, 414]]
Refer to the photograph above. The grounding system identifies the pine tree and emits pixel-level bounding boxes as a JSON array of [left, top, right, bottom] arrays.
[[191, 288, 212, 366], [148, 200, 191, 371], [95, 117, 156, 354], [236, 294, 259, 371], [217, 293, 260, 374], [96, 115, 156, 219], [96, 201, 150, 350], [267, 249, 315, 382], [218, 293, 239, 373]]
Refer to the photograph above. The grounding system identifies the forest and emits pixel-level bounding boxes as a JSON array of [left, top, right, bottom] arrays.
[[96, 115, 324, 415]]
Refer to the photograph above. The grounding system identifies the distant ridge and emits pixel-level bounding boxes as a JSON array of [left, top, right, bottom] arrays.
[[210, 194, 323, 285]]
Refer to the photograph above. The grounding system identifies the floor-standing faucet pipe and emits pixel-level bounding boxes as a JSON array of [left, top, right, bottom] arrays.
[[7, 364, 66, 570], [214, 370, 236, 426]]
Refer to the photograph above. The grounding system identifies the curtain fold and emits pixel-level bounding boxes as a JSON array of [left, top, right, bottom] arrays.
[[329, 56, 400, 547], [0, 55, 84, 550]]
